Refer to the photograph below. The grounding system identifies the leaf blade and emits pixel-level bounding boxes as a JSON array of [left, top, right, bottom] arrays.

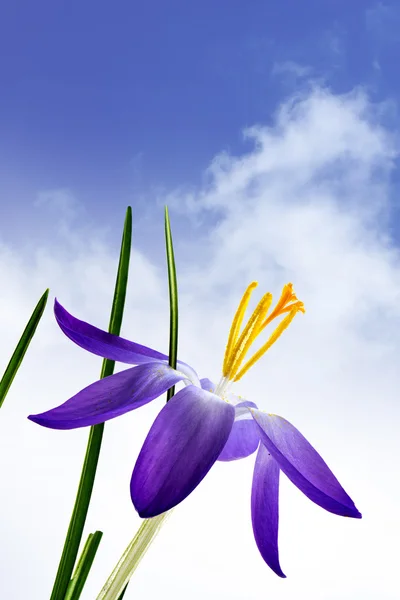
[[164, 206, 178, 402], [49, 207, 132, 600], [0, 288, 49, 409]]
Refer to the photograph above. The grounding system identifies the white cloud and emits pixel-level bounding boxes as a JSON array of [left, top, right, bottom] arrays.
[[1, 85, 399, 599], [271, 61, 313, 83]]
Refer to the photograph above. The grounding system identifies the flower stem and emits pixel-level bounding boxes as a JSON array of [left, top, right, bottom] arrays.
[[97, 512, 171, 600], [49, 207, 132, 600]]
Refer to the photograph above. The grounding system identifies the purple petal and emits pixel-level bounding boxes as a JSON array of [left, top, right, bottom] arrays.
[[199, 379, 259, 461], [250, 411, 362, 518], [218, 417, 259, 461], [251, 444, 285, 577], [28, 363, 185, 429], [234, 400, 258, 414], [54, 300, 200, 385], [200, 378, 216, 392], [131, 385, 235, 517], [200, 379, 259, 461], [55, 299, 167, 364]]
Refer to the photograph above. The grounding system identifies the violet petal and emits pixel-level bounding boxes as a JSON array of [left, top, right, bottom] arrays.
[[200, 379, 259, 461], [199, 378, 216, 392], [54, 299, 200, 385], [131, 385, 235, 517], [218, 416, 259, 461], [251, 410, 362, 518], [28, 362, 185, 429], [251, 444, 285, 577]]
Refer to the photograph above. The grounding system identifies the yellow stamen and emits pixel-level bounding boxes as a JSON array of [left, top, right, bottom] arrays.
[[234, 307, 298, 381], [223, 281, 258, 376], [222, 282, 304, 384], [261, 283, 304, 329], [225, 291, 273, 381]]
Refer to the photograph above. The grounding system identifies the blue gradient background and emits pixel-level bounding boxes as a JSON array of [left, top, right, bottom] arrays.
[[1, 1, 400, 242]]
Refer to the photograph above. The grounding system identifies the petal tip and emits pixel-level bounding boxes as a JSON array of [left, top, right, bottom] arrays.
[[28, 413, 57, 429], [266, 560, 286, 578], [27, 413, 40, 424], [266, 557, 286, 578], [53, 297, 63, 315], [138, 507, 158, 519], [278, 571, 287, 579], [27, 412, 59, 429], [131, 490, 163, 519]]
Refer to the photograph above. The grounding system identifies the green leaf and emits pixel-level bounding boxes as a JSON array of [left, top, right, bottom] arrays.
[[49, 207, 132, 600], [0, 288, 49, 409], [164, 206, 178, 402], [112, 207, 179, 600], [64, 531, 103, 600]]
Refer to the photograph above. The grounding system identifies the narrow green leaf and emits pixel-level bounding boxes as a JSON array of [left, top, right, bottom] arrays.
[[164, 206, 178, 402], [64, 531, 103, 600], [49, 207, 132, 600], [115, 207, 179, 600], [0, 288, 49, 409]]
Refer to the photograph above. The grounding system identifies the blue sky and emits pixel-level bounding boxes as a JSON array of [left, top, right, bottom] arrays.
[[1, 3, 400, 600], [1, 1, 400, 244]]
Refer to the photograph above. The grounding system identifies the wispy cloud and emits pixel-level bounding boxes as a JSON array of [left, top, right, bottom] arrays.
[[35, 188, 82, 221], [272, 60, 312, 80], [366, 1, 400, 42]]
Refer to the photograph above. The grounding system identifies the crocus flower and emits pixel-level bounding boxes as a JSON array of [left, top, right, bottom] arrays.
[[29, 283, 361, 576]]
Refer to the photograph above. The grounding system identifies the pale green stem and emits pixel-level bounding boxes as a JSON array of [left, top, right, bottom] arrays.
[[96, 511, 172, 600]]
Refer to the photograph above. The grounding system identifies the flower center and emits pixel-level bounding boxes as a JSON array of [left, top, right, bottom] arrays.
[[221, 281, 305, 387]]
